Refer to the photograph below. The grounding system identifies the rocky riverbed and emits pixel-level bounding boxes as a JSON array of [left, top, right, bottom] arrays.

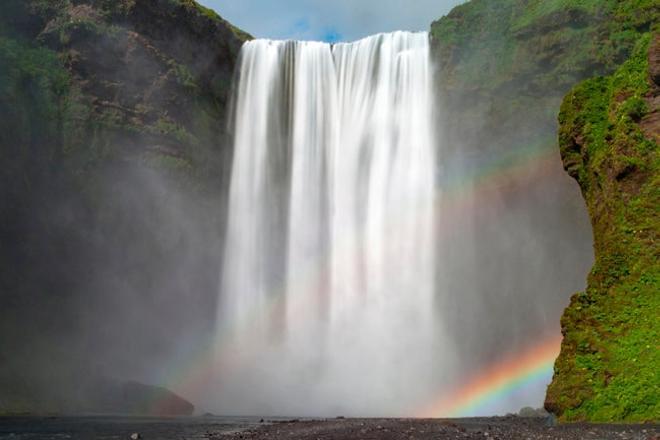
[[1, 416, 657, 440]]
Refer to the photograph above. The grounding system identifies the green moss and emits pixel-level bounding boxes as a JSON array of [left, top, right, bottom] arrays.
[[171, 62, 197, 90], [142, 152, 193, 175], [547, 34, 660, 422], [56, 16, 121, 45], [511, 0, 610, 30], [0, 37, 69, 94], [0, 36, 71, 165], [429, 0, 657, 180], [150, 117, 198, 146], [90, 0, 135, 17], [181, 0, 220, 22], [431, 0, 658, 94]]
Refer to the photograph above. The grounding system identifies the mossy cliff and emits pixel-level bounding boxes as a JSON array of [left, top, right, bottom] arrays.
[[431, 0, 658, 155], [545, 33, 659, 422], [431, 0, 658, 423], [1, 0, 249, 185], [0, 0, 249, 414]]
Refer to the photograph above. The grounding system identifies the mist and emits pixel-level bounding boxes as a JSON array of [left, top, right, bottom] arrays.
[[0, 0, 240, 414], [0, 0, 595, 419], [190, 32, 593, 417], [0, 156, 227, 412]]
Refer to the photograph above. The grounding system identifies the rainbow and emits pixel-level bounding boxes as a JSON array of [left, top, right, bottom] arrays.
[[144, 139, 564, 415], [419, 335, 562, 418]]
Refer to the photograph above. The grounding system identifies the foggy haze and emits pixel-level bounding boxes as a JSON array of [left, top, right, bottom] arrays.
[[191, 32, 593, 416], [0, 0, 595, 419]]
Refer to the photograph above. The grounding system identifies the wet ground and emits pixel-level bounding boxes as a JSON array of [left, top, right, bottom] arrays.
[[0, 416, 657, 440]]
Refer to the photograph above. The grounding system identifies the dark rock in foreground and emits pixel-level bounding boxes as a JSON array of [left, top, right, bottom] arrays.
[[117, 381, 194, 416]]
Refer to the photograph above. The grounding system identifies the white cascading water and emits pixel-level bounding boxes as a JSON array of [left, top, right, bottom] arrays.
[[216, 31, 442, 416]]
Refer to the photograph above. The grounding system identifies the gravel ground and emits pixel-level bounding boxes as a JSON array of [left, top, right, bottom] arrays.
[[0, 416, 657, 440], [219, 417, 660, 440]]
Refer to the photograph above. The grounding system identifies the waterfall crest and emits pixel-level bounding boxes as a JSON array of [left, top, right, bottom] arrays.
[[217, 31, 439, 416]]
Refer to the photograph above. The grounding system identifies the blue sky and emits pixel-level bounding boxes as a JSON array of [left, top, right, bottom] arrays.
[[198, 0, 465, 42]]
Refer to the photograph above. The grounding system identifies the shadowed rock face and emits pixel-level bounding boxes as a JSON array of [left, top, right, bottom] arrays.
[[0, 0, 249, 415]]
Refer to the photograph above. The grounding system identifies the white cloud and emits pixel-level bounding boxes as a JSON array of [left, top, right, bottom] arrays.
[[199, 0, 465, 42]]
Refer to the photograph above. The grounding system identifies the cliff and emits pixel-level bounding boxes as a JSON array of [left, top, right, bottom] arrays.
[[431, 0, 658, 156], [0, 0, 249, 414], [1, 0, 249, 185], [430, 0, 658, 422], [545, 33, 659, 422]]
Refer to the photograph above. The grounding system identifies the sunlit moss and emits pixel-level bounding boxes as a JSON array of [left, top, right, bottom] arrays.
[[547, 34, 660, 422]]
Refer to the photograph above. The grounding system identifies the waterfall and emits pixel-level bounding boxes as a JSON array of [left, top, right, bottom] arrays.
[[217, 31, 439, 416]]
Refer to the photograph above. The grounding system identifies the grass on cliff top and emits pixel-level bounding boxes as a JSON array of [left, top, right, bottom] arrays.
[[549, 33, 660, 422], [172, 0, 251, 41]]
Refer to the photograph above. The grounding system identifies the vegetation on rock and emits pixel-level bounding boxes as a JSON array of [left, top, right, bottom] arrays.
[[431, 0, 659, 154], [546, 33, 659, 422], [432, 0, 658, 93], [432, 0, 659, 422]]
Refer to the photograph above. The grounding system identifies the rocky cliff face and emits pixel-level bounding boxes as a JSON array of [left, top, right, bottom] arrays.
[[545, 33, 659, 422], [0, 0, 249, 414]]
